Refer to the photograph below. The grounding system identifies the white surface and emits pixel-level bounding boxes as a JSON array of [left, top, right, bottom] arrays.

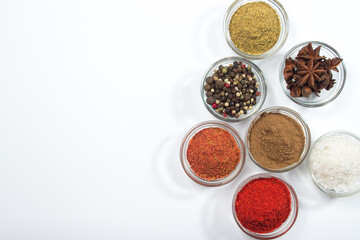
[[0, 0, 359, 239]]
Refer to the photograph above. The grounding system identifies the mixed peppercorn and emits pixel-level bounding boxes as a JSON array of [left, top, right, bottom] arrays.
[[204, 61, 261, 118]]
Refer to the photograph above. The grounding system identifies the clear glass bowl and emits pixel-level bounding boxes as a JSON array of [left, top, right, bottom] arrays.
[[201, 57, 267, 122], [308, 131, 360, 197], [180, 121, 246, 186], [246, 106, 311, 172], [224, 0, 289, 59], [279, 41, 346, 107], [232, 173, 298, 239]]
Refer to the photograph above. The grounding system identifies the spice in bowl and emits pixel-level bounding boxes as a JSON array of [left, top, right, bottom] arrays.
[[229, 1, 281, 55], [309, 131, 360, 195], [234, 177, 292, 234], [248, 112, 306, 170], [186, 127, 241, 180], [204, 61, 261, 119], [283, 42, 343, 98]]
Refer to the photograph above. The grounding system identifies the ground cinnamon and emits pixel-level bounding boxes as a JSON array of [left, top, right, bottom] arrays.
[[249, 112, 305, 169]]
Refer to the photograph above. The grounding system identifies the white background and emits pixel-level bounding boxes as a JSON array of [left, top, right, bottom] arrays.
[[0, 0, 359, 239]]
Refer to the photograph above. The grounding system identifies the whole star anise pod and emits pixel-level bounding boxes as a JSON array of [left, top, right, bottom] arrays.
[[283, 43, 343, 98], [296, 42, 326, 62], [283, 58, 296, 81], [296, 59, 327, 89]]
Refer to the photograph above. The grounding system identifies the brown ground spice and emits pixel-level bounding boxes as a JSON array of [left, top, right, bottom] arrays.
[[249, 113, 305, 169]]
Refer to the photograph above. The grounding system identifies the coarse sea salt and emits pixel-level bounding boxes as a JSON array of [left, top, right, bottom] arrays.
[[309, 133, 360, 193]]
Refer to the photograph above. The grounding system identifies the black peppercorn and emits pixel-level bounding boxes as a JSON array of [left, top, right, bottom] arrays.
[[204, 84, 211, 91], [206, 97, 215, 105], [206, 77, 214, 84], [216, 81, 224, 89]]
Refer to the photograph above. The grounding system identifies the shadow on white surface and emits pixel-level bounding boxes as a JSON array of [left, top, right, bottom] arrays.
[[189, 4, 231, 63], [199, 184, 253, 240], [171, 70, 205, 126], [151, 134, 205, 199]]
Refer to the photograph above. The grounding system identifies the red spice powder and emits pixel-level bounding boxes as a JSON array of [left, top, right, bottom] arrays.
[[235, 177, 291, 233], [186, 127, 240, 180]]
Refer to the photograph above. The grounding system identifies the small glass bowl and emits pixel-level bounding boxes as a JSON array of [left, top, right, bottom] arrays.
[[224, 0, 289, 59], [279, 41, 346, 107], [246, 106, 311, 172], [201, 57, 267, 122], [307, 131, 360, 197], [180, 121, 246, 186], [232, 173, 298, 239]]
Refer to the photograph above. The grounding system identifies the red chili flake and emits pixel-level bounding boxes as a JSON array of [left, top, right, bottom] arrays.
[[255, 91, 261, 96], [235, 177, 291, 233], [225, 83, 230, 88], [222, 113, 227, 117], [212, 103, 217, 108], [241, 64, 246, 69], [186, 128, 240, 180]]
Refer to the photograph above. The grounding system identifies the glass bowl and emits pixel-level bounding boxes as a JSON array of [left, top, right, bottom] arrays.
[[232, 173, 298, 239], [201, 57, 267, 122], [307, 131, 360, 197], [279, 41, 346, 107], [180, 121, 246, 186], [246, 106, 311, 172], [224, 0, 289, 59]]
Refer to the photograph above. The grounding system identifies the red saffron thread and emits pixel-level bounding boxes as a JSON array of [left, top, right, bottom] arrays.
[[235, 177, 291, 233]]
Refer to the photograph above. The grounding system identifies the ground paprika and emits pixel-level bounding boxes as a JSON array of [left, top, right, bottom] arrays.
[[234, 177, 291, 233]]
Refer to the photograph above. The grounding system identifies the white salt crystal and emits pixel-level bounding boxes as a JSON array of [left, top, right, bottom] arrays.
[[309, 133, 360, 193]]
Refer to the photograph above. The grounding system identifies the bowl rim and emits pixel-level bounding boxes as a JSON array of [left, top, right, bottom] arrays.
[[245, 106, 311, 172], [307, 130, 360, 197], [200, 56, 267, 122], [180, 120, 246, 186], [279, 40, 347, 107], [223, 0, 289, 59], [232, 173, 299, 239]]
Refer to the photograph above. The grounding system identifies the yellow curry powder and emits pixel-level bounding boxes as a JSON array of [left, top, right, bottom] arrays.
[[229, 1, 281, 55]]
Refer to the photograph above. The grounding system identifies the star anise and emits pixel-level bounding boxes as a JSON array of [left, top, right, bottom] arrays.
[[323, 58, 343, 75], [296, 59, 327, 89], [290, 86, 301, 97], [301, 86, 312, 98], [283, 43, 343, 98], [296, 42, 325, 62], [283, 58, 296, 81]]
